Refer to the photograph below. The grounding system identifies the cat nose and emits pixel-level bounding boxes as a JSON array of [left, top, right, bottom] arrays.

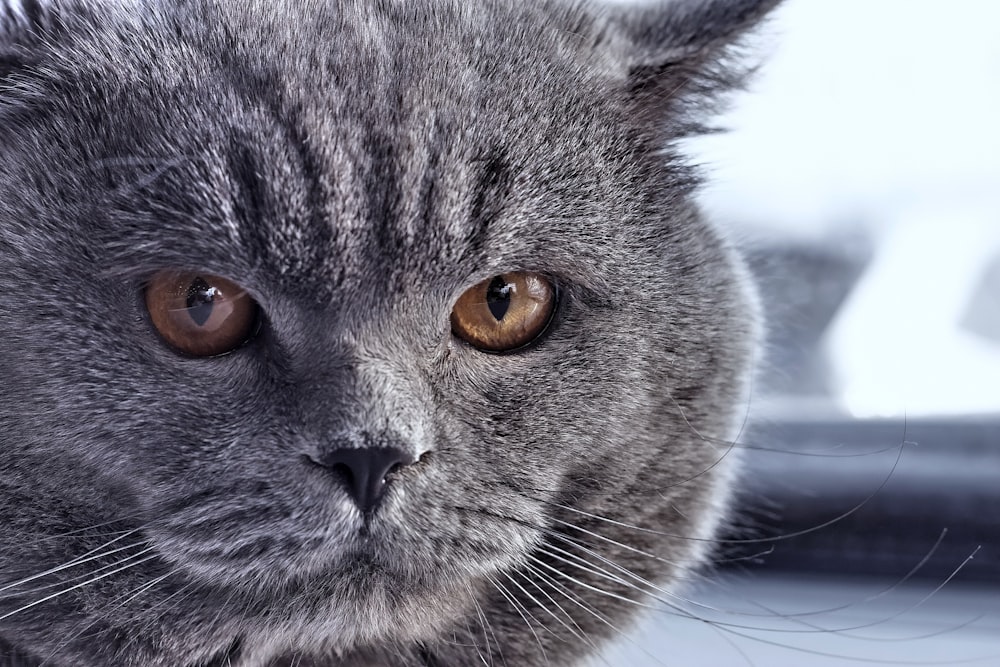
[[317, 447, 416, 514]]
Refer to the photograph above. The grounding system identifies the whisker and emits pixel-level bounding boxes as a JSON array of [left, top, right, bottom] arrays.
[[515, 564, 612, 666], [0, 535, 150, 593], [536, 543, 650, 601], [555, 519, 995, 658], [656, 348, 757, 489], [10, 515, 148, 544], [454, 504, 698, 586], [504, 570, 586, 647], [540, 535, 696, 609], [1, 544, 157, 600], [735, 441, 912, 458], [703, 544, 777, 566], [0, 554, 158, 622], [480, 596, 506, 667], [532, 546, 788, 641], [689, 528, 963, 622], [37, 567, 179, 666], [533, 546, 879, 640], [487, 574, 550, 666], [547, 537, 992, 661], [523, 559, 672, 667], [541, 433, 906, 546], [528, 554, 657, 612], [466, 581, 500, 666], [696, 620, 999, 666], [546, 521, 685, 573], [546, 530, 846, 624], [457, 499, 980, 639]]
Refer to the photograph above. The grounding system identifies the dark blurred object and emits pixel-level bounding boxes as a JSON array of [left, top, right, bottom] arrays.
[[726, 236, 999, 584], [727, 417, 1000, 583]]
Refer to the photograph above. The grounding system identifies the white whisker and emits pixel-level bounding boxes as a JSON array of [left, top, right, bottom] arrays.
[[522, 559, 671, 667], [504, 570, 583, 645], [0, 554, 158, 622], [464, 581, 495, 666], [513, 566, 607, 661], [488, 574, 550, 666], [0, 533, 147, 595], [1, 544, 156, 599]]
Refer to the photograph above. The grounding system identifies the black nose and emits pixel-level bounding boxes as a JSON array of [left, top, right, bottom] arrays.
[[317, 447, 416, 514]]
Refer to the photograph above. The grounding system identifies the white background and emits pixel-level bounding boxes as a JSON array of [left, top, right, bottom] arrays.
[[688, 0, 1000, 418]]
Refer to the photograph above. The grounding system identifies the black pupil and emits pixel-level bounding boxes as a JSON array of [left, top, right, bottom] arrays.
[[486, 276, 512, 321], [185, 277, 217, 327]]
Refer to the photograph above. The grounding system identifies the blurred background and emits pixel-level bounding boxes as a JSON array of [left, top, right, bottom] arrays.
[[598, 0, 1000, 664]]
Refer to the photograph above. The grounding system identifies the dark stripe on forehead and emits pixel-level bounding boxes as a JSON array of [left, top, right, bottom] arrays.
[[465, 149, 512, 260], [415, 120, 444, 241], [226, 130, 273, 263], [363, 128, 403, 276], [284, 104, 336, 282], [225, 104, 337, 295]]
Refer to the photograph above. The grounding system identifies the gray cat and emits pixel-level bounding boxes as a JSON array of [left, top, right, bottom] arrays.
[[0, 0, 778, 665]]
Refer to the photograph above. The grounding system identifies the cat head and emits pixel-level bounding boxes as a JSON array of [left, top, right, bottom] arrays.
[[0, 1, 774, 664]]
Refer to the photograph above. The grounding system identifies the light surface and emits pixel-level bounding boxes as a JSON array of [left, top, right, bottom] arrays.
[[597, 574, 1000, 666]]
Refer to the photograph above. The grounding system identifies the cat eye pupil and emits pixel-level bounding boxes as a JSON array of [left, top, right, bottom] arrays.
[[185, 277, 216, 327], [486, 276, 512, 321]]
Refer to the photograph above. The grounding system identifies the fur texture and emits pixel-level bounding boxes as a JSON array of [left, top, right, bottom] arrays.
[[0, 0, 777, 665]]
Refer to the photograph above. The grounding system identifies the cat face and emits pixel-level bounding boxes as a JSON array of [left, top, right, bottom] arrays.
[[0, 1, 775, 665]]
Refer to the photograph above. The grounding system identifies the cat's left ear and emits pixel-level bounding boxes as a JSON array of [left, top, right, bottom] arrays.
[[597, 0, 783, 130]]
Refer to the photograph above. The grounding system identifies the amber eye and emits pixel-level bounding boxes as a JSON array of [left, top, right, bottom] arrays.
[[451, 272, 556, 352], [145, 271, 259, 357]]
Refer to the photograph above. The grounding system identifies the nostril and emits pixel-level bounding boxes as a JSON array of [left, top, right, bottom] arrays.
[[330, 462, 355, 488], [314, 447, 416, 514]]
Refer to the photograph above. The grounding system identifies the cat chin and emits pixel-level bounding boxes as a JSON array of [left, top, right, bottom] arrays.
[[71, 546, 501, 666], [162, 557, 493, 666], [243, 574, 477, 662]]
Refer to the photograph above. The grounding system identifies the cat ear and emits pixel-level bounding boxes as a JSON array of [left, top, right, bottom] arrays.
[[599, 0, 783, 130]]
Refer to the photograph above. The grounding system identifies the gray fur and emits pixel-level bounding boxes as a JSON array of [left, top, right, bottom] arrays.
[[0, 0, 777, 665]]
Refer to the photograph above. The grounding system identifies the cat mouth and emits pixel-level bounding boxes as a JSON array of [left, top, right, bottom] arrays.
[[146, 448, 527, 604]]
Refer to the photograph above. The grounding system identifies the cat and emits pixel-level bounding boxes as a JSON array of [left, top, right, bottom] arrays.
[[0, 0, 779, 665]]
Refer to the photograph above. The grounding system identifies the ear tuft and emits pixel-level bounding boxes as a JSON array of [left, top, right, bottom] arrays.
[[602, 0, 783, 132], [612, 0, 782, 62]]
